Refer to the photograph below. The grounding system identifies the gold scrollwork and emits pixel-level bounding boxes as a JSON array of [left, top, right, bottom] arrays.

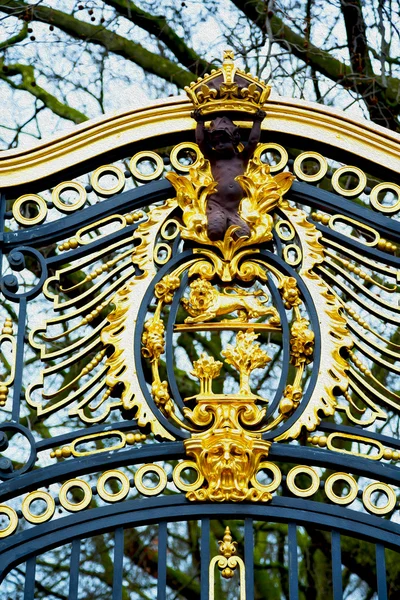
[[253, 143, 288, 172], [286, 466, 320, 497], [52, 181, 87, 212], [331, 166, 367, 197], [91, 165, 125, 196], [170, 142, 202, 172], [362, 482, 397, 515], [59, 479, 93, 512], [134, 464, 167, 496], [21, 491, 55, 524], [325, 473, 358, 505], [13, 194, 47, 226], [97, 470, 130, 503], [0, 506, 18, 538], [250, 462, 282, 493], [129, 151, 164, 181], [293, 151, 328, 182], [173, 460, 204, 492], [370, 182, 400, 214]]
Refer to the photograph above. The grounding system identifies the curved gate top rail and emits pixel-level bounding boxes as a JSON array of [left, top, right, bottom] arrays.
[[1, 94, 400, 188], [1, 50, 400, 599]]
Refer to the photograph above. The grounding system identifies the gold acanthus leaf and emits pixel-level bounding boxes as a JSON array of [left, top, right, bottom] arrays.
[[166, 150, 295, 267]]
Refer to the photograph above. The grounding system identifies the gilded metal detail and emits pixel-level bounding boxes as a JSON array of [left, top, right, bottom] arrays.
[[293, 151, 328, 182], [286, 466, 320, 498], [166, 153, 294, 281], [52, 181, 87, 212], [182, 279, 280, 326], [59, 480, 93, 512], [0, 318, 16, 407], [13, 194, 47, 226], [0, 506, 18, 538], [331, 166, 367, 197], [209, 527, 246, 599], [325, 473, 358, 505], [90, 164, 125, 196], [129, 151, 164, 181], [363, 483, 397, 515], [21, 491, 55, 524], [183, 336, 272, 501], [50, 430, 146, 459], [134, 464, 167, 496], [185, 49, 270, 116], [97, 470, 130, 503]]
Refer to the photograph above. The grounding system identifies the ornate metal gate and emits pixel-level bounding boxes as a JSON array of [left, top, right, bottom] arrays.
[[1, 52, 400, 599]]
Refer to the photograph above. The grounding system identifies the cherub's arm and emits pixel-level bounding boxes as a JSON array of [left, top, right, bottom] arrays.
[[191, 109, 210, 156], [243, 109, 266, 158]]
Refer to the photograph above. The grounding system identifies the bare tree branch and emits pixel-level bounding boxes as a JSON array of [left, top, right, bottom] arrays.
[[0, 0, 195, 89]]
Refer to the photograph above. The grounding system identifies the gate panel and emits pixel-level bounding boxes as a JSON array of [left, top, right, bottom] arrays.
[[1, 52, 400, 599]]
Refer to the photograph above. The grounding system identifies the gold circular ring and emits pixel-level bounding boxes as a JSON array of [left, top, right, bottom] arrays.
[[170, 142, 202, 172], [370, 182, 400, 214], [153, 242, 172, 265], [134, 464, 167, 496], [13, 194, 47, 226], [129, 151, 164, 182], [283, 243, 302, 267], [363, 482, 397, 515], [91, 165, 125, 196], [52, 181, 87, 212], [59, 479, 92, 512], [293, 152, 328, 183], [250, 461, 282, 493], [275, 220, 295, 241], [173, 460, 204, 492], [0, 505, 18, 537], [325, 473, 358, 505], [253, 143, 288, 172], [331, 166, 367, 197], [22, 491, 55, 524], [97, 470, 130, 503], [161, 219, 180, 240], [286, 466, 320, 497]]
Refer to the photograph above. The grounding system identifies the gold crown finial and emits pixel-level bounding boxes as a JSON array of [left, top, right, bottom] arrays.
[[223, 49, 235, 62], [184, 51, 271, 116]]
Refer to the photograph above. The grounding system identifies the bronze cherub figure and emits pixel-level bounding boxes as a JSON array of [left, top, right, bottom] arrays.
[[191, 108, 266, 241]]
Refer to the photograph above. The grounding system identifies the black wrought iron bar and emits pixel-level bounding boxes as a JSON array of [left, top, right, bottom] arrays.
[[288, 523, 299, 600], [244, 518, 254, 600], [331, 530, 343, 600], [200, 519, 210, 600], [112, 527, 124, 600], [23, 555, 36, 600], [157, 521, 168, 600], [375, 543, 388, 600], [68, 538, 81, 600]]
